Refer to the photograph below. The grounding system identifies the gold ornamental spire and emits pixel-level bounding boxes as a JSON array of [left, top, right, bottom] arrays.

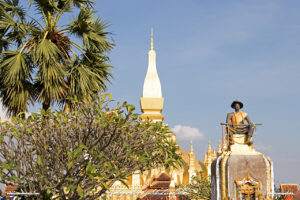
[[151, 28, 154, 50], [189, 140, 196, 183], [208, 141, 212, 153], [140, 29, 164, 122], [142, 29, 162, 98], [190, 141, 194, 153]]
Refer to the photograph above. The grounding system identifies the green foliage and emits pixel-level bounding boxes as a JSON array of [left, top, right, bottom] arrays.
[[0, 0, 114, 115], [0, 95, 183, 200], [178, 171, 211, 200]]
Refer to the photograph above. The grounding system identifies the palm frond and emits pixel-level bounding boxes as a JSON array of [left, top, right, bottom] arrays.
[[0, 80, 33, 116], [1, 0, 26, 20], [0, 37, 10, 53], [35, 62, 68, 105], [32, 38, 62, 64], [0, 6, 29, 48], [0, 0, 114, 114], [65, 51, 112, 103], [68, 8, 114, 52], [0, 10, 17, 31], [0, 50, 34, 116], [71, 0, 94, 8], [0, 51, 32, 85]]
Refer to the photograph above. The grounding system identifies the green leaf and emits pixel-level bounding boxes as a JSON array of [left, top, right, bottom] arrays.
[[66, 177, 74, 182], [38, 156, 42, 165], [77, 185, 84, 197], [86, 162, 93, 173], [102, 183, 110, 191], [67, 161, 73, 170], [66, 184, 77, 192], [74, 144, 87, 158], [117, 179, 129, 188]]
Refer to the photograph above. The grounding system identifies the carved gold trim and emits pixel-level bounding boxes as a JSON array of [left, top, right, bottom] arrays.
[[140, 114, 165, 120], [221, 151, 231, 200]]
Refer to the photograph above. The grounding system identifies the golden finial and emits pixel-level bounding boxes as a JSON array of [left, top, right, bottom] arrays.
[[208, 141, 212, 153], [190, 141, 194, 153], [150, 28, 154, 50]]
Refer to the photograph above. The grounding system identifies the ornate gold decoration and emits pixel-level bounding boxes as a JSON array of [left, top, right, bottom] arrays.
[[235, 173, 262, 200], [221, 151, 231, 199]]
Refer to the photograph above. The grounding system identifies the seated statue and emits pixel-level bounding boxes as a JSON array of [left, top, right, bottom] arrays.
[[226, 100, 254, 145]]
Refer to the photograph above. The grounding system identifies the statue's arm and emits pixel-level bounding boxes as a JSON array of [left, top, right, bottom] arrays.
[[226, 113, 232, 124], [245, 115, 254, 126]]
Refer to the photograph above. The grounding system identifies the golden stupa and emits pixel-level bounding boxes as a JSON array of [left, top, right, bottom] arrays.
[[105, 30, 216, 200]]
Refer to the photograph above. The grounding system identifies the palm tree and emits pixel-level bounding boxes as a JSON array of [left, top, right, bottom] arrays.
[[0, 0, 113, 116]]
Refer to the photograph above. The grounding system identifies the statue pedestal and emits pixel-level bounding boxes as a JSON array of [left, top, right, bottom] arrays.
[[230, 134, 256, 155], [211, 135, 274, 200]]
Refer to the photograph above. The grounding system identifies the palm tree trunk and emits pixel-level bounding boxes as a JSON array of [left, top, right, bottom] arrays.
[[42, 102, 50, 111]]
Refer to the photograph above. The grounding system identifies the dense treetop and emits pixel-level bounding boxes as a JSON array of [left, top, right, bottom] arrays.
[[0, 0, 114, 115]]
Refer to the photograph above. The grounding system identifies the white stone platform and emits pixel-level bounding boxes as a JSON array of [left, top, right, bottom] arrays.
[[230, 134, 260, 155]]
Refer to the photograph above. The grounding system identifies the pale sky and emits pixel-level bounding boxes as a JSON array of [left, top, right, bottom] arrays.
[[3, 0, 299, 186]]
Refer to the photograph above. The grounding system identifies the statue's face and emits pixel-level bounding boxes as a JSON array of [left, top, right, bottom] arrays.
[[233, 103, 240, 110]]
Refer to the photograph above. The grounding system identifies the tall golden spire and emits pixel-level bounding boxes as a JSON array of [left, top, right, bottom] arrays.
[[151, 28, 154, 50], [208, 141, 212, 153], [140, 29, 164, 121], [190, 141, 194, 153], [189, 141, 195, 167], [189, 140, 196, 183], [212, 149, 217, 160]]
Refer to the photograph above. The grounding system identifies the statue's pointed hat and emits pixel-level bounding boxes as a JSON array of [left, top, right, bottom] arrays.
[[231, 99, 243, 109]]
